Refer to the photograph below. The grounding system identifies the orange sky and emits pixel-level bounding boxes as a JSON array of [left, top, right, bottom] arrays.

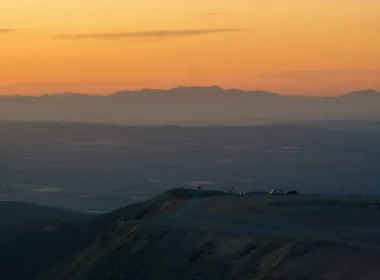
[[1, 0, 379, 96]]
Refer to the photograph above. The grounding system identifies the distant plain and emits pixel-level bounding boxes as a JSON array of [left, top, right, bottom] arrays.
[[1, 120, 379, 213]]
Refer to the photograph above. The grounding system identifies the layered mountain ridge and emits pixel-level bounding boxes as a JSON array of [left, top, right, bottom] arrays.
[[1, 87, 379, 125]]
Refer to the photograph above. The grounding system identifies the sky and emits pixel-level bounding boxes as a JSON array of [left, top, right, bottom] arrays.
[[1, 0, 379, 96]]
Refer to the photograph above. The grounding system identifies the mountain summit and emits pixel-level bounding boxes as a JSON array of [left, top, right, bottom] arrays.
[[342, 89, 380, 99]]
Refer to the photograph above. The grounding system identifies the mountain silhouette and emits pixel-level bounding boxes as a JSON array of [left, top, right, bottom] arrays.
[[0, 87, 379, 125], [341, 89, 380, 99]]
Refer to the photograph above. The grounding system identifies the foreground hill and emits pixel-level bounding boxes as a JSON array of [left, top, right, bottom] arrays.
[[33, 189, 380, 280], [2, 188, 380, 279], [0, 189, 224, 280], [35, 224, 380, 280], [0, 86, 380, 124]]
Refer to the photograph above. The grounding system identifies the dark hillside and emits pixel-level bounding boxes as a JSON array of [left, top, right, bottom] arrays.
[[0, 202, 91, 279], [0, 201, 91, 228], [2, 189, 380, 280], [0, 189, 223, 280], [35, 224, 380, 280]]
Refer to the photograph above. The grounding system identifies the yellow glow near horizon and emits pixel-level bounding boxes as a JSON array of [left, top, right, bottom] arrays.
[[1, 0, 379, 95]]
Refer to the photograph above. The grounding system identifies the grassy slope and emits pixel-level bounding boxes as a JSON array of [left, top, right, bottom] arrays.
[[0, 189, 221, 280], [3, 189, 380, 280], [35, 223, 380, 280], [35, 189, 380, 280]]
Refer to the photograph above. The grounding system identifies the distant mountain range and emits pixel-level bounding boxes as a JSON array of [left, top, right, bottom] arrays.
[[1, 86, 379, 125]]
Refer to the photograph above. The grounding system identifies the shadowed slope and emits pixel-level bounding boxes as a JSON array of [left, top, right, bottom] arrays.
[[35, 224, 380, 280], [0, 189, 223, 280], [3, 189, 380, 280]]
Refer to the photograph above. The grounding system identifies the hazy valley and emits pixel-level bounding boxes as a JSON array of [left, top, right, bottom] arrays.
[[1, 121, 380, 213]]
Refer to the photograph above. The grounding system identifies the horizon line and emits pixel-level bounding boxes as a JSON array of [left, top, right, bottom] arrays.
[[0, 85, 379, 98]]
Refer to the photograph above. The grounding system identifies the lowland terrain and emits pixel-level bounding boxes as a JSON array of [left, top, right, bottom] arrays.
[[1, 120, 380, 213]]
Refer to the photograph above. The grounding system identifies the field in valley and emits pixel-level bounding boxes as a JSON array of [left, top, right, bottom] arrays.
[[1, 120, 379, 213]]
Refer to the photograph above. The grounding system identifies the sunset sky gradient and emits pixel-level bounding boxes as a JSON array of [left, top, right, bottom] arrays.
[[1, 0, 379, 95]]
